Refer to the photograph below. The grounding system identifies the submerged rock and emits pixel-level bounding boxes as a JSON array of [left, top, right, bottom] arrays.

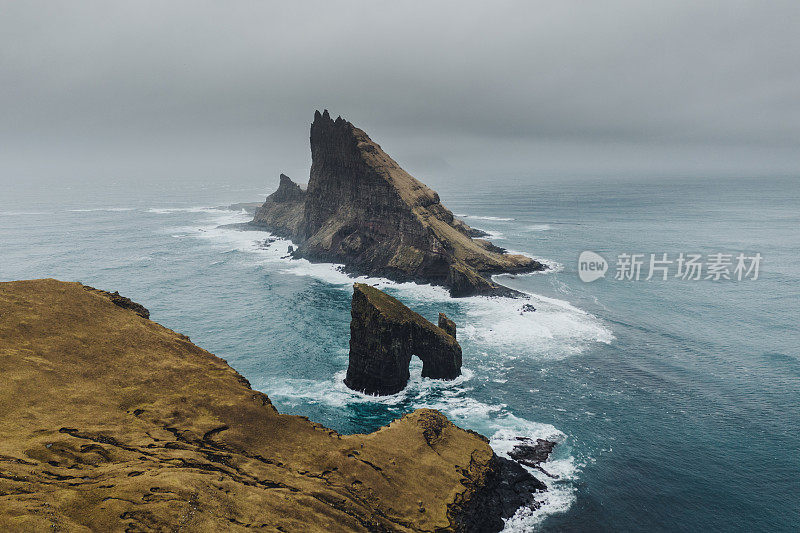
[[345, 283, 462, 395], [0, 279, 548, 532], [219, 201, 263, 214], [251, 111, 545, 296]]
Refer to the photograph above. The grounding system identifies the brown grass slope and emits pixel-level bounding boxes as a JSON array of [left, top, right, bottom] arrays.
[[0, 279, 502, 532]]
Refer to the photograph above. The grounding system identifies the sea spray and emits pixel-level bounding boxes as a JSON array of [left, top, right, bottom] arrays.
[[152, 205, 611, 528]]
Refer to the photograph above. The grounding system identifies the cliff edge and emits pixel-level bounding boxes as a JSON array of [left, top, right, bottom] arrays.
[[251, 111, 545, 296], [0, 279, 546, 532]]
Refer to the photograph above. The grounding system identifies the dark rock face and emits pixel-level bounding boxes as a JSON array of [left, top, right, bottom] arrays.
[[509, 438, 559, 479], [345, 283, 461, 395], [251, 173, 306, 240], [219, 201, 262, 214], [81, 285, 149, 319], [451, 437, 560, 532], [251, 111, 545, 297], [439, 312, 457, 339], [453, 455, 548, 532], [271, 173, 305, 202]]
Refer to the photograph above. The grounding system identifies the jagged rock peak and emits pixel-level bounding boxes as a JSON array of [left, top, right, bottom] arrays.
[[251, 174, 307, 239], [314, 108, 350, 125], [345, 284, 462, 395], [270, 173, 305, 202], [252, 111, 546, 296]]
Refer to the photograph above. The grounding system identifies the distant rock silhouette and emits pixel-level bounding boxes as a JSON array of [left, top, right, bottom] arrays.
[[252, 111, 545, 296]]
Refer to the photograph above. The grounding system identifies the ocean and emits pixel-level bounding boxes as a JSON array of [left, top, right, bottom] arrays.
[[1, 175, 798, 531]]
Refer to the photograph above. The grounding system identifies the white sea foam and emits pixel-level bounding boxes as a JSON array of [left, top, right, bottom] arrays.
[[267, 363, 477, 409], [525, 224, 552, 232], [171, 207, 610, 529], [498, 439, 578, 531], [462, 215, 515, 221], [147, 206, 225, 214], [487, 423, 579, 532], [68, 207, 135, 212], [262, 360, 576, 531], [483, 230, 506, 240], [462, 293, 611, 359], [184, 209, 611, 360]]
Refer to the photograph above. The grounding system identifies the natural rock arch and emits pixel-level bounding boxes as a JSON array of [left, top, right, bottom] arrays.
[[344, 284, 461, 395]]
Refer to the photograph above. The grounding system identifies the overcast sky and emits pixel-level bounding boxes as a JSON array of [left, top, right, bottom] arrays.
[[1, 1, 798, 187]]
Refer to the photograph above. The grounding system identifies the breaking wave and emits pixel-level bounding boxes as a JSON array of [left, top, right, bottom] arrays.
[[151, 205, 610, 529], [525, 224, 552, 232], [262, 361, 580, 532], [455, 213, 516, 222], [147, 206, 226, 214], [0, 211, 49, 216], [68, 207, 135, 212]]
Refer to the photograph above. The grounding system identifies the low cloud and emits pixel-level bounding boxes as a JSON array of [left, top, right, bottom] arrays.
[[1, 1, 798, 184]]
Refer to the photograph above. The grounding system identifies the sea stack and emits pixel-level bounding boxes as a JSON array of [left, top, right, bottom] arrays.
[[345, 283, 462, 395], [251, 110, 545, 297]]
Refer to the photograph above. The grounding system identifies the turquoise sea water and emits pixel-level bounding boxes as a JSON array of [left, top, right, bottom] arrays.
[[1, 176, 798, 531]]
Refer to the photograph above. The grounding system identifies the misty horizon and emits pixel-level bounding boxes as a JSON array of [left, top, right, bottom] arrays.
[[2, 1, 799, 186]]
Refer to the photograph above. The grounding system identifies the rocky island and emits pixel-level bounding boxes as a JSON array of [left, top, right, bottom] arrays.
[[251, 111, 545, 297], [0, 279, 553, 532], [346, 283, 462, 395]]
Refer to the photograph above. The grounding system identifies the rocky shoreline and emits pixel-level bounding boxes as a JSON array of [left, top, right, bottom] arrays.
[[250, 111, 545, 297], [0, 279, 555, 532]]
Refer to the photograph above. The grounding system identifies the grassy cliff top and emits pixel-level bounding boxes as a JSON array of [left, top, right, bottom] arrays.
[[354, 283, 459, 346], [0, 279, 493, 532]]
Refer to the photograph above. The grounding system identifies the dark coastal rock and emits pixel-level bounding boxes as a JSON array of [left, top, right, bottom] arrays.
[[271, 173, 305, 202], [446, 262, 522, 298], [345, 283, 462, 395], [251, 173, 306, 239], [439, 312, 457, 339], [0, 279, 546, 532], [509, 438, 559, 479], [453, 455, 548, 532], [521, 303, 537, 313], [510, 438, 557, 465], [251, 111, 545, 297], [81, 284, 149, 319], [219, 201, 263, 214]]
